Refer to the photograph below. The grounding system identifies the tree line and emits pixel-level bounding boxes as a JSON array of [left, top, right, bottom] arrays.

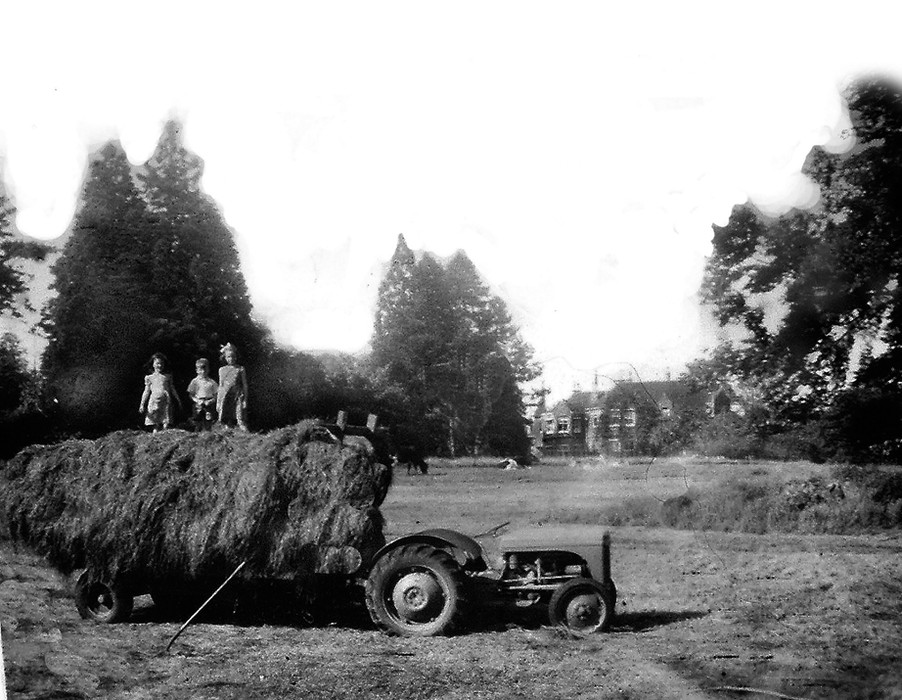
[[7, 74, 901, 465], [0, 120, 537, 459]]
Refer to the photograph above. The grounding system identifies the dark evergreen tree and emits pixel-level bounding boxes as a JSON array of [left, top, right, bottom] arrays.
[[0, 185, 50, 316], [250, 347, 331, 430], [0, 332, 28, 415], [41, 141, 155, 431], [372, 243, 459, 453], [445, 251, 537, 454], [0, 332, 55, 458], [42, 123, 267, 434], [371, 236, 538, 456], [137, 120, 268, 379], [372, 233, 418, 377]]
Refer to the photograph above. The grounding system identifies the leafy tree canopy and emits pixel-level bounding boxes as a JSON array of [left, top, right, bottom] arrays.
[[702, 76, 902, 420]]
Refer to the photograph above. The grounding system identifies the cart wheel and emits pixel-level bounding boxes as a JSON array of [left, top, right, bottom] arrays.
[[548, 577, 612, 637], [365, 544, 468, 637], [75, 571, 133, 623]]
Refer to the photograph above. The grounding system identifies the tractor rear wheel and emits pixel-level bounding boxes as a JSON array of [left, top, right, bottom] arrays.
[[75, 571, 133, 623], [548, 577, 612, 637], [365, 544, 468, 636]]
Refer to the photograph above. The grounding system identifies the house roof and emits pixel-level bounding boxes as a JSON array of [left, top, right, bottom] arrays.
[[562, 380, 706, 414], [564, 391, 605, 411]]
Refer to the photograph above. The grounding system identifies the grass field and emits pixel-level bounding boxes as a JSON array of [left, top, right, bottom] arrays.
[[383, 455, 834, 537], [3, 455, 902, 699]]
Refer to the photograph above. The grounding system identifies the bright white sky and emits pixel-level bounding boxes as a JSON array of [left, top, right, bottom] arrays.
[[1, 1, 901, 402]]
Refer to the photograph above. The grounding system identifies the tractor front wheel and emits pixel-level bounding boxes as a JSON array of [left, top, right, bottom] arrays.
[[548, 577, 613, 637], [365, 544, 468, 636]]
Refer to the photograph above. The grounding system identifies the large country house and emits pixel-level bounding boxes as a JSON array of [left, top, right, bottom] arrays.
[[532, 380, 733, 456]]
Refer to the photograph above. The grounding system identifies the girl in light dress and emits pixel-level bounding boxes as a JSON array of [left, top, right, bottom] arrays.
[[139, 352, 182, 432], [216, 342, 249, 430]]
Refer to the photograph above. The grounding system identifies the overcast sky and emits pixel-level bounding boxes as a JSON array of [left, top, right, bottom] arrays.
[[2, 1, 901, 402]]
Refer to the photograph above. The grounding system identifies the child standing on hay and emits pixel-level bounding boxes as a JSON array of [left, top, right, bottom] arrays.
[[217, 342, 249, 430], [187, 357, 218, 431], [139, 352, 182, 432]]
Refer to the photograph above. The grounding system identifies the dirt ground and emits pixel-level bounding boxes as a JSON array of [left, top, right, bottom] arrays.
[[3, 458, 902, 699]]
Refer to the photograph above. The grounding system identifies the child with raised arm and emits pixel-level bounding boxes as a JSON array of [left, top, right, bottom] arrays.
[[216, 342, 249, 430], [139, 352, 181, 433], [187, 357, 218, 431]]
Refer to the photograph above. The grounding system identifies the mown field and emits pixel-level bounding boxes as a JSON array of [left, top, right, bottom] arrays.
[[3, 455, 902, 699]]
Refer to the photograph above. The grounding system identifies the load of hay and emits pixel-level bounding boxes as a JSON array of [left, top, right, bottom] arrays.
[[0, 421, 391, 591]]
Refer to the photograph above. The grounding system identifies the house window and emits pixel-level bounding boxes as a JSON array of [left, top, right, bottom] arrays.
[[573, 420, 583, 434], [544, 418, 555, 434], [609, 409, 621, 422], [609, 422, 620, 435], [624, 408, 637, 428], [608, 438, 622, 453], [558, 417, 571, 434]]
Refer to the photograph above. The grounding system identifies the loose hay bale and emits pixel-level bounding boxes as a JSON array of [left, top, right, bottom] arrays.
[[0, 421, 391, 591]]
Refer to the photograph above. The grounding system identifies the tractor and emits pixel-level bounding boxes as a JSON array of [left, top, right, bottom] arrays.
[[362, 525, 617, 637]]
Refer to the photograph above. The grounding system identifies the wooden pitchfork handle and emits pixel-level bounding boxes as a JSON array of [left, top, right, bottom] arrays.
[[165, 560, 246, 652]]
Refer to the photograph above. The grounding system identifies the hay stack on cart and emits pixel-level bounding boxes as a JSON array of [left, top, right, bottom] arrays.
[[0, 420, 391, 621]]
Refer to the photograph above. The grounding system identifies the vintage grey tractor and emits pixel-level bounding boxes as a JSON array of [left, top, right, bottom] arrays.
[[362, 526, 617, 637]]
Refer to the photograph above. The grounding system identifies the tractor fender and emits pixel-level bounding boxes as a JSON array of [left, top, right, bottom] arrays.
[[367, 529, 488, 574]]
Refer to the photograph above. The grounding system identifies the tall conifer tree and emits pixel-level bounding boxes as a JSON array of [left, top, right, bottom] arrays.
[[0, 184, 50, 316], [137, 120, 267, 373], [371, 236, 537, 455], [42, 141, 154, 430], [42, 123, 267, 433]]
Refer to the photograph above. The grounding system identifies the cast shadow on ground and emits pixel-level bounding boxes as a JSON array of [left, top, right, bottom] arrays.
[[128, 593, 707, 636], [463, 606, 709, 634], [608, 609, 709, 633]]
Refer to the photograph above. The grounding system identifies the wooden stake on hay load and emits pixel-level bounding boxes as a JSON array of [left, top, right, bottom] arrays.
[[473, 521, 511, 539], [166, 560, 246, 652]]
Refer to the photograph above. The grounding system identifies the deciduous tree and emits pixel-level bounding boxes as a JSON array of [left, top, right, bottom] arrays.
[[703, 76, 902, 418], [700, 75, 902, 460]]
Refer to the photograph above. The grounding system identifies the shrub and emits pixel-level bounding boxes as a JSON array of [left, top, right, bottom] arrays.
[[820, 387, 902, 463], [658, 470, 902, 535], [691, 413, 762, 459]]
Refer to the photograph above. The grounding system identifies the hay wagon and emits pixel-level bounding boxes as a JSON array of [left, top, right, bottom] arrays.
[[76, 523, 618, 638], [2, 415, 616, 638]]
